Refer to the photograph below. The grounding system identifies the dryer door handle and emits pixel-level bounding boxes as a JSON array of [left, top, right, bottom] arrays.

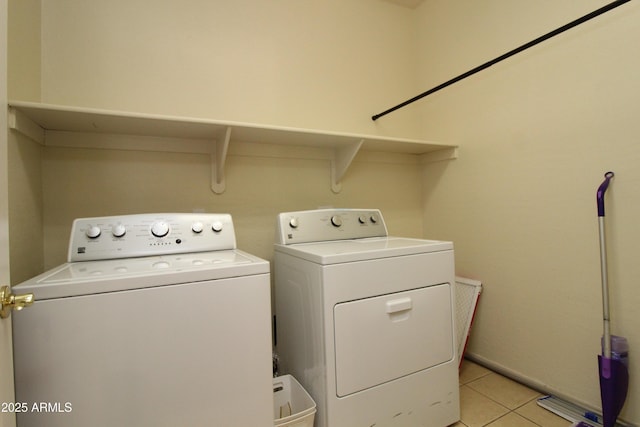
[[385, 297, 412, 314]]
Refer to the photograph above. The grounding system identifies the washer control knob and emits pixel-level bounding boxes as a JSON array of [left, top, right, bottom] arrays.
[[370, 214, 378, 224], [358, 215, 367, 224], [331, 215, 343, 227], [212, 221, 223, 233], [289, 218, 299, 229], [86, 225, 101, 239], [151, 221, 170, 238], [111, 224, 126, 238], [192, 221, 204, 233]]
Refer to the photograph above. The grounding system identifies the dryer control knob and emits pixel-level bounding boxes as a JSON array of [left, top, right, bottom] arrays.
[[111, 224, 126, 238], [370, 214, 378, 224], [289, 218, 299, 229], [191, 222, 204, 233], [331, 215, 343, 227], [86, 225, 101, 239], [151, 221, 170, 238], [212, 221, 223, 233], [358, 215, 367, 224]]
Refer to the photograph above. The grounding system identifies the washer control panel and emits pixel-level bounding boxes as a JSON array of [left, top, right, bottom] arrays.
[[68, 213, 236, 262], [276, 209, 388, 245]]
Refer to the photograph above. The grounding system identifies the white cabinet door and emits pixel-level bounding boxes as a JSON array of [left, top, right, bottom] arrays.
[[1, 1, 17, 426]]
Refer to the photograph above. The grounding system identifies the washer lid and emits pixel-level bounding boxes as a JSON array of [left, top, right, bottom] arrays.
[[274, 236, 452, 264], [13, 249, 269, 300]]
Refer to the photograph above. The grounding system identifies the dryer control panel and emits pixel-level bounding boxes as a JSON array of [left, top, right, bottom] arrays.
[[276, 209, 388, 245], [68, 213, 236, 262]]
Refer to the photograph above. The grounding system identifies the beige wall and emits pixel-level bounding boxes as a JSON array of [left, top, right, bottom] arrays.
[[40, 147, 423, 268], [40, 0, 422, 138], [10, 0, 427, 272], [8, 133, 43, 284], [416, 1, 639, 422], [7, 0, 40, 102]]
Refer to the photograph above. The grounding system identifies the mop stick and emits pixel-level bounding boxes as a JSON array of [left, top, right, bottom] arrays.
[[598, 214, 611, 359], [597, 171, 614, 358]]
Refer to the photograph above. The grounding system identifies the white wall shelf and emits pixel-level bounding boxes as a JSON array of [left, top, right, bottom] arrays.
[[8, 101, 457, 194]]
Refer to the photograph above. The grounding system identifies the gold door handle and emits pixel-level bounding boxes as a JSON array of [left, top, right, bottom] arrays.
[[0, 285, 34, 319]]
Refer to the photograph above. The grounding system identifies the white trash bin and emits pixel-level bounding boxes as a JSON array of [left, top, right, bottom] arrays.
[[273, 375, 316, 427]]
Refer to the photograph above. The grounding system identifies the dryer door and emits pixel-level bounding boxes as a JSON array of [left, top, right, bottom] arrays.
[[333, 284, 453, 397]]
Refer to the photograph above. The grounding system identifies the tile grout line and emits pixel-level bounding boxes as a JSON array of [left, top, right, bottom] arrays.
[[466, 373, 545, 410], [458, 383, 510, 427], [459, 368, 494, 386], [459, 362, 572, 427], [482, 409, 546, 427], [460, 376, 547, 427]]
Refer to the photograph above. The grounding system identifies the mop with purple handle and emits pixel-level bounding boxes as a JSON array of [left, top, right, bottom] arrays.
[[596, 171, 629, 427]]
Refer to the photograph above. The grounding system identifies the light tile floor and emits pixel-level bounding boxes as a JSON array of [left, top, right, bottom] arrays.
[[453, 360, 573, 427]]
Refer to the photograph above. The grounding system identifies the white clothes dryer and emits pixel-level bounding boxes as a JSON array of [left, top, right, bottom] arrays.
[[274, 209, 460, 427], [12, 213, 272, 427]]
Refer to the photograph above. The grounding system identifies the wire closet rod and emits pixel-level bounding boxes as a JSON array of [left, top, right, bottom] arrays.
[[371, 0, 632, 121]]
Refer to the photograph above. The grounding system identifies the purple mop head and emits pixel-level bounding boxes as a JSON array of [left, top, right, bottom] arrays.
[[598, 355, 629, 427]]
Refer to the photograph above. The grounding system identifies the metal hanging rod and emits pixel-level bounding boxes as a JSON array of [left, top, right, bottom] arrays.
[[371, 0, 632, 121]]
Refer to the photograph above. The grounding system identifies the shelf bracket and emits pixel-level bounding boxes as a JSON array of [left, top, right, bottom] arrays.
[[420, 147, 458, 163], [211, 126, 231, 194], [7, 107, 45, 145], [331, 139, 363, 193]]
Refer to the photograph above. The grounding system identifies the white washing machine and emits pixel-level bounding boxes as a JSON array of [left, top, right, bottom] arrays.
[[12, 213, 272, 427], [274, 209, 460, 427]]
